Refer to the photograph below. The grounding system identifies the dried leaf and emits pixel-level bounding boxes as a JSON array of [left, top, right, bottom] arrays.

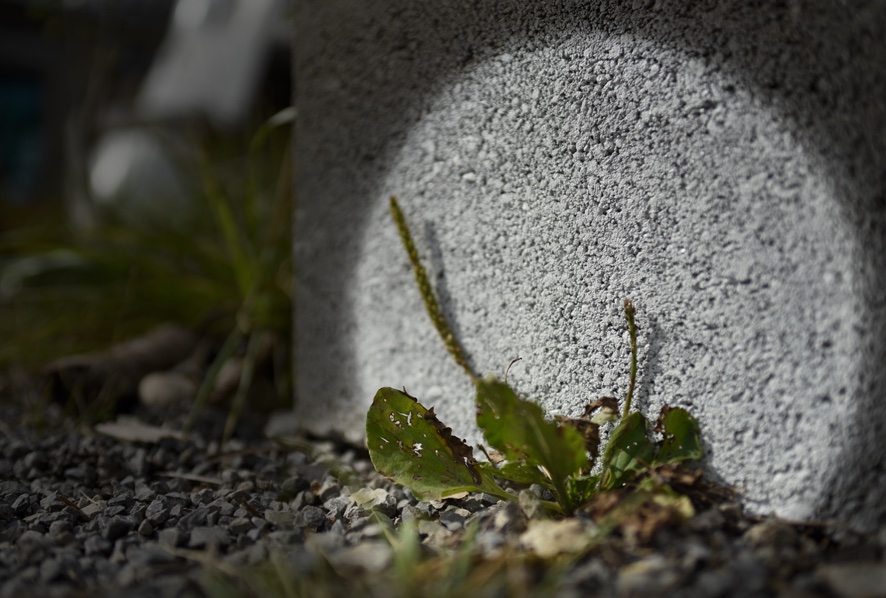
[[557, 416, 602, 463], [581, 396, 619, 424], [94, 417, 188, 443]]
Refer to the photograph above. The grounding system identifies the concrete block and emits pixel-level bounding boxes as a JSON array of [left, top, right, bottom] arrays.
[[294, 0, 886, 527]]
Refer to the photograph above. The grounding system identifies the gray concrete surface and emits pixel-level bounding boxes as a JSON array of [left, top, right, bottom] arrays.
[[293, 0, 886, 528]]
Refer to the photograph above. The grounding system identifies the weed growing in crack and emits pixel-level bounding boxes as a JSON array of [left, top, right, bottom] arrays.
[[366, 196, 703, 516]]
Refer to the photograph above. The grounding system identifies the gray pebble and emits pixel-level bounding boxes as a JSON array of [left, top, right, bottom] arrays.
[[158, 528, 187, 548], [179, 506, 211, 529], [11, 494, 33, 517], [324, 496, 353, 519], [265, 510, 295, 527], [315, 477, 341, 502], [228, 517, 253, 535], [188, 527, 231, 548], [101, 516, 134, 541], [439, 509, 468, 531], [83, 536, 112, 556], [137, 519, 153, 537], [145, 499, 170, 526], [15, 530, 49, 565], [280, 476, 310, 500], [295, 506, 326, 530]]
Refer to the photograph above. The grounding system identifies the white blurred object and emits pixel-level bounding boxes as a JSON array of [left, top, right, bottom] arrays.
[[88, 129, 187, 223], [82, 0, 290, 227], [137, 0, 289, 129]]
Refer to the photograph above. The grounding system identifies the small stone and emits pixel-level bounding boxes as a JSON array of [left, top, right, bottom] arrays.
[[138, 520, 154, 536], [439, 509, 468, 531], [329, 519, 347, 537], [251, 517, 272, 533], [229, 517, 253, 535], [102, 516, 134, 541], [518, 489, 543, 519], [265, 510, 295, 527], [126, 543, 176, 567], [39, 492, 65, 512], [280, 476, 310, 500], [145, 499, 170, 526], [325, 541, 393, 573], [295, 506, 327, 530], [314, 478, 341, 502], [324, 496, 353, 519], [189, 526, 231, 548], [688, 507, 726, 532], [818, 562, 886, 598], [416, 520, 452, 549], [226, 543, 268, 567], [179, 506, 211, 529], [236, 481, 256, 493], [743, 520, 798, 549], [108, 494, 134, 510], [81, 503, 104, 518], [48, 520, 72, 539], [493, 501, 527, 533], [11, 494, 34, 517], [39, 556, 79, 584], [616, 555, 682, 597], [191, 488, 216, 506], [520, 519, 594, 558], [158, 528, 187, 548], [21, 451, 47, 472], [398, 505, 427, 524], [84, 535, 112, 556], [16, 530, 49, 565], [693, 568, 734, 597], [268, 529, 304, 545], [104, 505, 126, 518], [343, 503, 368, 522], [208, 498, 236, 517], [139, 371, 197, 408]]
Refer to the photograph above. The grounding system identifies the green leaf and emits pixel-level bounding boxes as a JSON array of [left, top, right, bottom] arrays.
[[567, 474, 601, 506], [655, 407, 703, 464], [475, 378, 589, 512], [367, 387, 509, 501], [600, 412, 656, 490], [492, 461, 553, 488]]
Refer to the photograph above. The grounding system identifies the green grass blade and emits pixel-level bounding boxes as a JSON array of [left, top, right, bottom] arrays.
[[184, 325, 244, 432]]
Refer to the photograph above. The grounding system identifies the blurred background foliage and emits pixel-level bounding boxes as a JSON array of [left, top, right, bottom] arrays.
[[0, 0, 294, 432]]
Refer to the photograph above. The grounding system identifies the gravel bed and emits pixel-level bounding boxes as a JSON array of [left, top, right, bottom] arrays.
[[1, 402, 885, 598]]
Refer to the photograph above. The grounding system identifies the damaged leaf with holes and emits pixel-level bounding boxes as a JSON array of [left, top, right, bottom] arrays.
[[366, 387, 513, 502], [654, 406, 703, 464]]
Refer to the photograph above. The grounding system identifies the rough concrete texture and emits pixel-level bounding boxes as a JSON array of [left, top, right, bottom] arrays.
[[294, 1, 886, 527]]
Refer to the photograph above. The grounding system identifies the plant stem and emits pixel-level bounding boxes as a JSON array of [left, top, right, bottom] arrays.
[[223, 330, 263, 444], [389, 196, 478, 383], [184, 325, 243, 432], [622, 298, 637, 419]]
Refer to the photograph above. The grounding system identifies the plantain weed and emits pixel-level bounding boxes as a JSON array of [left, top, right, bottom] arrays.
[[366, 197, 703, 516]]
